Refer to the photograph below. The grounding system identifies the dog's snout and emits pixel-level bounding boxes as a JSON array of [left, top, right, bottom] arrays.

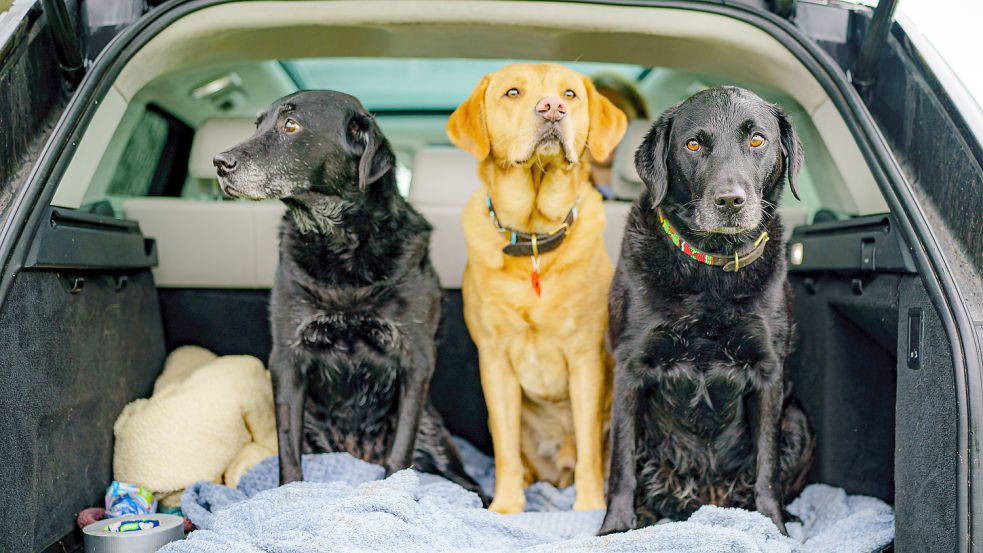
[[213, 152, 239, 175], [536, 96, 567, 122], [713, 187, 747, 211]]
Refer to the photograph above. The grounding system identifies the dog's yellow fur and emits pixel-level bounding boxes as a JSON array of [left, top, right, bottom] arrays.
[[448, 63, 626, 514]]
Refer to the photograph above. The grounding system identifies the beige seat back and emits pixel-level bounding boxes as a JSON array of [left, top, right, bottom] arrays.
[[122, 118, 282, 288], [408, 148, 482, 288], [188, 118, 257, 179], [121, 198, 284, 288]]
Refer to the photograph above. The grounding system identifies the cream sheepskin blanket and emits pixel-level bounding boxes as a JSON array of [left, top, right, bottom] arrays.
[[113, 346, 277, 507]]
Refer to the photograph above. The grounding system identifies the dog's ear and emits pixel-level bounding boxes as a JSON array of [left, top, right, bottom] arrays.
[[582, 75, 628, 162], [347, 112, 394, 191], [447, 75, 492, 160], [772, 105, 803, 201], [634, 106, 677, 209]]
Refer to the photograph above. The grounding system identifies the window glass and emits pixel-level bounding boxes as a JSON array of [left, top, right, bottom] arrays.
[[281, 58, 646, 111], [104, 109, 170, 197], [61, 56, 876, 223], [900, 0, 983, 113]]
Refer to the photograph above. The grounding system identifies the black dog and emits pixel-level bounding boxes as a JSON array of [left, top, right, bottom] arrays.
[[213, 90, 485, 501], [598, 87, 814, 536]]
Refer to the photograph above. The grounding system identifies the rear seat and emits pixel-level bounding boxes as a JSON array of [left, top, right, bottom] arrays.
[[610, 119, 808, 237], [185, 118, 257, 200], [408, 148, 481, 288], [409, 147, 631, 288], [126, 122, 633, 289], [122, 118, 285, 288]]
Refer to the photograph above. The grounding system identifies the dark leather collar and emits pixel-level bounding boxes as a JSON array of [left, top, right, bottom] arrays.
[[487, 196, 579, 257]]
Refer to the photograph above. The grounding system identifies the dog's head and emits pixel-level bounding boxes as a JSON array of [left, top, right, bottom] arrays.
[[635, 86, 802, 235], [214, 90, 394, 201], [447, 63, 627, 167]]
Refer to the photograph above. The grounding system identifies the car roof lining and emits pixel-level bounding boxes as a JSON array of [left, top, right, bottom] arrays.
[[62, 0, 885, 216], [115, 2, 829, 109]]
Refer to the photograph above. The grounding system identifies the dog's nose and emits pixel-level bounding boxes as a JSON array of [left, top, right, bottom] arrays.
[[714, 187, 747, 211], [536, 96, 567, 122], [213, 153, 238, 175]]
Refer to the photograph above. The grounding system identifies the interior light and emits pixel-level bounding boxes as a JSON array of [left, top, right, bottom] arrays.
[[191, 73, 242, 100], [790, 242, 804, 265]]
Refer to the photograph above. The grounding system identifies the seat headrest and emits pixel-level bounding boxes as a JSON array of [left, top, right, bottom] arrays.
[[408, 147, 482, 206], [188, 118, 256, 179], [611, 119, 652, 201]]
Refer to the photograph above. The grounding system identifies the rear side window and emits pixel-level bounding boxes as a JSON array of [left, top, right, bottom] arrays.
[[76, 104, 193, 216], [105, 109, 171, 197]]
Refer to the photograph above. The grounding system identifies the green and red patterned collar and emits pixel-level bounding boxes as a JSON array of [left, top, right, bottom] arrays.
[[657, 209, 770, 273]]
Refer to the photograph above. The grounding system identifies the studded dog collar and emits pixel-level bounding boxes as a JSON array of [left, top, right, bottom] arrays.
[[657, 209, 770, 273]]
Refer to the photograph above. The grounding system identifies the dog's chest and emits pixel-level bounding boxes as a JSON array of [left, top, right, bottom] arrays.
[[636, 318, 769, 435], [295, 308, 405, 356], [302, 356, 402, 462], [645, 362, 749, 437], [295, 306, 408, 418], [305, 357, 401, 418], [292, 303, 411, 455]]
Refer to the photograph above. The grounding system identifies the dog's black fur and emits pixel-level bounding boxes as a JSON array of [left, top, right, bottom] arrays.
[[214, 90, 485, 501], [598, 87, 814, 536]]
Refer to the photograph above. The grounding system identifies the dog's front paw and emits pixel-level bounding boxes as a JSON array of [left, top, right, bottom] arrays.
[[597, 508, 636, 536], [383, 462, 405, 478], [756, 496, 788, 536], [489, 491, 525, 514], [771, 516, 789, 536]]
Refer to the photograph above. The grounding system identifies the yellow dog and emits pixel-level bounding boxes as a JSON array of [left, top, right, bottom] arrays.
[[447, 63, 626, 513]]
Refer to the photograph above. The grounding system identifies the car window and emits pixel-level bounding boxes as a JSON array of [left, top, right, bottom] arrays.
[[76, 104, 193, 216], [281, 58, 646, 111], [104, 108, 170, 198], [899, 0, 983, 114], [53, 56, 878, 223], [71, 104, 193, 216]]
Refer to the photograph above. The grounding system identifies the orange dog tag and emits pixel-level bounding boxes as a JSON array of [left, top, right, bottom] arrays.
[[530, 236, 543, 297]]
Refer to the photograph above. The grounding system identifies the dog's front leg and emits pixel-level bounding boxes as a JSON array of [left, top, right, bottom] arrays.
[[598, 361, 639, 535], [753, 358, 787, 535], [271, 346, 305, 485], [385, 343, 433, 476], [480, 350, 525, 514], [569, 349, 607, 511]]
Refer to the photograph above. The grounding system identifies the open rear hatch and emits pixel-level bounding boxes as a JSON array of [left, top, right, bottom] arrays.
[[0, 1, 979, 551]]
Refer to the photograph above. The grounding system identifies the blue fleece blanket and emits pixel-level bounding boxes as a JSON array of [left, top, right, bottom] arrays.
[[167, 440, 894, 553]]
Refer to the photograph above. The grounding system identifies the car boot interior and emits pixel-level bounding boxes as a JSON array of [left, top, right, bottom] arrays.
[[0, 2, 965, 551]]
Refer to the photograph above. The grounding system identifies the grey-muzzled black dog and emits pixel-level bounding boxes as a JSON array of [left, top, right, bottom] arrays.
[[213, 90, 485, 502], [598, 87, 815, 536]]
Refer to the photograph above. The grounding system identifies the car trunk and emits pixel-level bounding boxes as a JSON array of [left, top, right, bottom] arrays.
[[0, 1, 976, 552], [1, 204, 949, 552]]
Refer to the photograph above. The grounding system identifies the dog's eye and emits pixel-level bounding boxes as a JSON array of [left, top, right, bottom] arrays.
[[283, 119, 300, 133], [505, 88, 520, 98], [686, 139, 701, 152], [563, 89, 576, 100], [749, 133, 766, 148]]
